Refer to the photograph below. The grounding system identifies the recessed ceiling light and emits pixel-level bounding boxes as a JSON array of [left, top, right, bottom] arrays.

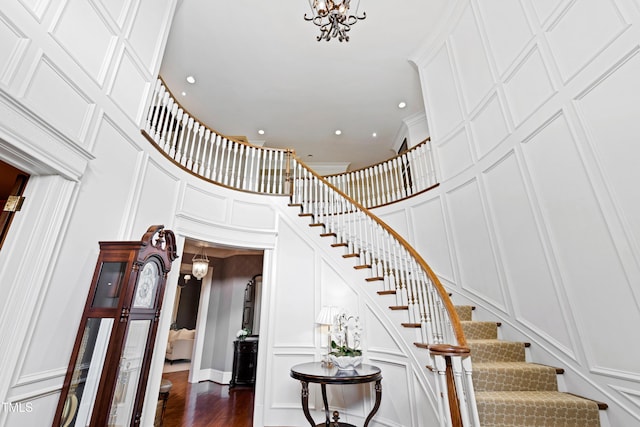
[[372, 132, 377, 137], [186, 75, 196, 84], [258, 129, 265, 135], [181, 91, 186, 96], [398, 101, 407, 109], [335, 130, 342, 135]]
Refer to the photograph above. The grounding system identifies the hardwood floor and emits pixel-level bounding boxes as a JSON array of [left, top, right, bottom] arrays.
[[160, 371, 254, 427]]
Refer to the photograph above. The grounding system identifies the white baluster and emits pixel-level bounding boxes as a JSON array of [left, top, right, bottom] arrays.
[[168, 108, 182, 157], [145, 79, 162, 134], [174, 113, 189, 164], [186, 121, 199, 169], [230, 141, 239, 187], [219, 138, 229, 184], [192, 124, 205, 173], [248, 147, 257, 191]]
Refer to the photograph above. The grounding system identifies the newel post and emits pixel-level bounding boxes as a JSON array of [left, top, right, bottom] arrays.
[[285, 149, 294, 196], [429, 344, 471, 427]]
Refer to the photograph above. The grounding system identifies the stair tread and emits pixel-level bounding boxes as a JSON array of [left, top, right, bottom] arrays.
[[476, 390, 602, 406], [475, 361, 564, 374]]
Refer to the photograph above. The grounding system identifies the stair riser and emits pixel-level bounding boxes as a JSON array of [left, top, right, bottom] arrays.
[[473, 367, 558, 392], [468, 341, 526, 363], [462, 321, 498, 340]]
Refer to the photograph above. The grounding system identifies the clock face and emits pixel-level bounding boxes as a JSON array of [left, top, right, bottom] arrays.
[[133, 261, 159, 309]]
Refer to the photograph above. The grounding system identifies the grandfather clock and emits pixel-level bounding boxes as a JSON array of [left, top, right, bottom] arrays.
[[53, 225, 178, 426]]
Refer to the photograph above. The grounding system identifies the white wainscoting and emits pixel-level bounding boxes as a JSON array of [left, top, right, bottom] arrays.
[[403, 0, 640, 425]]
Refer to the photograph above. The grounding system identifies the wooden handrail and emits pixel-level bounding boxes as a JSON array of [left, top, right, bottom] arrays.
[[325, 137, 431, 178], [292, 155, 466, 347]]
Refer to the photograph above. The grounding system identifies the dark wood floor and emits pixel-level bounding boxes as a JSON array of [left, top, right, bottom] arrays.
[[161, 371, 254, 427]]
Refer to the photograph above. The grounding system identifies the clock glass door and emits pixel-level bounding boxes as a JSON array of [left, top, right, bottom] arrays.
[[107, 319, 152, 426], [60, 317, 114, 426]]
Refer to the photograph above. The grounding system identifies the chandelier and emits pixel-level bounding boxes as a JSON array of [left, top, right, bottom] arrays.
[[191, 247, 209, 280], [304, 0, 366, 42]]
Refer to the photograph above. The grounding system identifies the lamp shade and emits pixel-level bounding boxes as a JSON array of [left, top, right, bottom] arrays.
[[192, 247, 209, 279], [316, 306, 338, 325]]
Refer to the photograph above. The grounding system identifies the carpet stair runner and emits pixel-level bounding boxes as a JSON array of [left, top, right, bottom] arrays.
[[455, 305, 604, 427]]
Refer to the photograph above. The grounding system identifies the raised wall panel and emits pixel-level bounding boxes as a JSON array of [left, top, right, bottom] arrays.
[[477, 0, 533, 76], [0, 14, 29, 86], [377, 209, 410, 244], [521, 114, 640, 373], [503, 46, 555, 126], [320, 261, 357, 308], [446, 179, 505, 307], [272, 221, 315, 347], [410, 196, 455, 283], [546, 0, 627, 82], [470, 93, 509, 158], [449, 4, 494, 112], [575, 49, 640, 259], [97, 0, 130, 28], [231, 200, 276, 230], [19, 118, 142, 377], [421, 44, 463, 138], [366, 360, 413, 426], [436, 127, 473, 180], [270, 353, 315, 410], [576, 50, 640, 256], [181, 184, 227, 223], [127, 0, 171, 72], [108, 48, 149, 124], [483, 151, 573, 354], [365, 308, 403, 356], [131, 157, 180, 236], [5, 392, 58, 425], [50, 0, 117, 84], [23, 57, 95, 142]]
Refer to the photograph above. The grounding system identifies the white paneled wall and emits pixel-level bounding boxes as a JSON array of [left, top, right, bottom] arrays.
[[382, 0, 640, 425], [0, 2, 440, 424], [0, 0, 178, 425]]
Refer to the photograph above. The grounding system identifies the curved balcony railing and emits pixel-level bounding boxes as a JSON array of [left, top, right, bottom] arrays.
[[142, 77, 478, 426], [143, 78, 292, 195], [325, 138, 438, 209]]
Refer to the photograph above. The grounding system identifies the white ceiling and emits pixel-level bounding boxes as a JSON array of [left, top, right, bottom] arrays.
[[159, 0, 451, 171]]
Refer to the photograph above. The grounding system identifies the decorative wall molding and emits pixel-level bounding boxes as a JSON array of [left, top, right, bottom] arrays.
[[0, 11, 30, 87]]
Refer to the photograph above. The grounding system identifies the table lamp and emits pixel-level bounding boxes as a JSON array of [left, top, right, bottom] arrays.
[[316, 306, 338, 365]]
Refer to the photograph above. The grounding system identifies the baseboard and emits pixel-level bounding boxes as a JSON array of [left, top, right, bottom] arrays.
[[195, 368, 231, 385]]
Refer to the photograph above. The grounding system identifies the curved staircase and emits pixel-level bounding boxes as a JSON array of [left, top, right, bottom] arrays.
[[143, 78, 608, 426]]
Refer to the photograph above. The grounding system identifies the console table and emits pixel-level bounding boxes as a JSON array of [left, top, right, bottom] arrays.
[[290, 362, 382, 427]]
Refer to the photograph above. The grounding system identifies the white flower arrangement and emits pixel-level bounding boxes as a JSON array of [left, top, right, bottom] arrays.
[[236, 328, 250, 340], [330, 311, 362, 357]]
